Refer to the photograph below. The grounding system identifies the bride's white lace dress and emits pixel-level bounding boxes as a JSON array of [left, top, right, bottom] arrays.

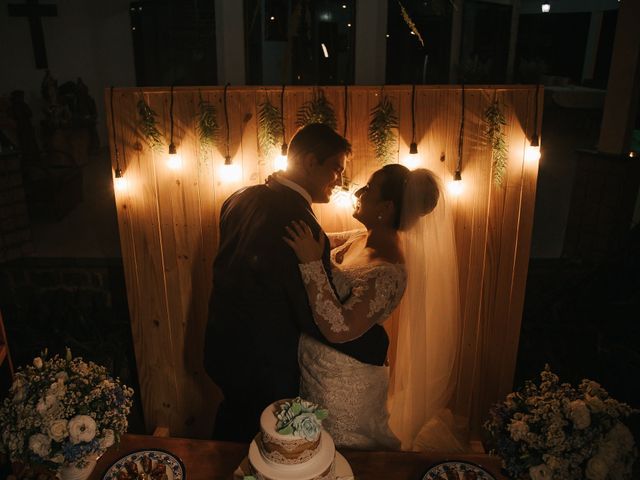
[[297, 241, 406, 450]]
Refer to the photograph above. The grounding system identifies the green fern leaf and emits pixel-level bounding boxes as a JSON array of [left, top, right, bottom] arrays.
[[368, 96, 399, 165], [484, 98, 509, 187], [258, 99, 283, 158], [296, 90, 337, 131], [197, 95, 219, 149], [136, 98, 164, 152]]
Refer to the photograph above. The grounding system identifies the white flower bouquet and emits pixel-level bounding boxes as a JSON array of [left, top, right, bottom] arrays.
[[485, 366, 637, 480], [0, 349, 134, 471]]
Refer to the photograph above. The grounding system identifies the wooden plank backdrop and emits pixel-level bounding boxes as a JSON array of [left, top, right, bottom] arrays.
[[105, 85, 542, 440]]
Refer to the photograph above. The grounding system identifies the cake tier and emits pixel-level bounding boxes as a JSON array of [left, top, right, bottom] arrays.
[[249, 431, 336, 480], [260, 402, 321, 464]]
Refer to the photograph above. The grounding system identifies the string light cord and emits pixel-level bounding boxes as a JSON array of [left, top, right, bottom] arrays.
[[531, 83, 540, 147], [169, 84, 176, 154], [109, 86, 122, 177], [280, 84, 287, 156], [409, 84, 418, 154], [224, 83, 231, 162], [455, 82, 465, 179], [343, 84, 348, 138]]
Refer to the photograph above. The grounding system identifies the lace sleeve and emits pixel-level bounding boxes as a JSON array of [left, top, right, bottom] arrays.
[[298, 261, 407, 343], [326, 229, 365, 249]]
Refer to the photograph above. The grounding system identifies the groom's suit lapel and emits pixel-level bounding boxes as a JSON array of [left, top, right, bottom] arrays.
[[266, 178, 333, 283]]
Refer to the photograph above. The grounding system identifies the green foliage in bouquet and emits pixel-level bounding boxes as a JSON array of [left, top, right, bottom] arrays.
[[0, 349, 134, 470], [485, 366, 637, 480], [368, 95, 399, 165], [484, 98, 508, 187], [136, 98, 164, 152], [296, 90, 337, 131], [258, 98, 283, 158]]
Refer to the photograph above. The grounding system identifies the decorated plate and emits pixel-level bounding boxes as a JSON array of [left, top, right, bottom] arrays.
[[421, 460, 496, 480], [103, 449, 185, 480]]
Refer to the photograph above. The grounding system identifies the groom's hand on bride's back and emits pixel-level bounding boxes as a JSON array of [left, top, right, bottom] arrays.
[[283, 220, 325, 264]]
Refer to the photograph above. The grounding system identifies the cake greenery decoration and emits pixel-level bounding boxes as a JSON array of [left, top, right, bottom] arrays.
[[275, 397, 328, 441]]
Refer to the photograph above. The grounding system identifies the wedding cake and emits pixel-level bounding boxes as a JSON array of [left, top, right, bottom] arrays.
[[247, 397, 337, 480]]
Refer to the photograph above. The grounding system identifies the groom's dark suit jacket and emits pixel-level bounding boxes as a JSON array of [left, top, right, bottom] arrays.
[[204, 178, 389, 439]]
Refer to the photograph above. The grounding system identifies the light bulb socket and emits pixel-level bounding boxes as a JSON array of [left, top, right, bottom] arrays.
[[530, 133, 539, 147], [281, 142, 288, 156], [409, 142, 418, 155], [115, 168, 123, 178], [224, 155, 232, 165], [454, 171, 462, 181], [169, 143, 177, 155]]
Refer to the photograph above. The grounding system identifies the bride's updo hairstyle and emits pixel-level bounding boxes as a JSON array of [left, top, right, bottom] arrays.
[[378, 164, 439, 231]]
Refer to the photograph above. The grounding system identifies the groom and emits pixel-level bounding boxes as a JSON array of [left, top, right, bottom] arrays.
[[204, 123, 389, 442]]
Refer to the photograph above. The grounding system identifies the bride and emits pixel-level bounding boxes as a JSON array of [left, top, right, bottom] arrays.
[[284, 164, 461, 450]]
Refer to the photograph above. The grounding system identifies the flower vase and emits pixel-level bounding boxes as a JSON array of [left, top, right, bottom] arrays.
[[58, 456, 99, 480]]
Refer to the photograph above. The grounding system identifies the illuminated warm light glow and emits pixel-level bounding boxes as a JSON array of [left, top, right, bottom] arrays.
[[270, 16, 275, 21], [629, 151, 636, 158], [541, 3, 551, 12], [219, 163, 242, 183], [401, 153, 422, 169], [166, 152, 183, 170], [114, 175, 128, 192], [331, 187, 356, 209], [525, 145, 541, 163], [274, 154, 288, 171], [447, 179, 464, 197], [321, 43, 329, 58]]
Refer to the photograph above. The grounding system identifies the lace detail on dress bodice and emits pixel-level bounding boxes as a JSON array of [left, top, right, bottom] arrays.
[[298, 258, 406, 343]]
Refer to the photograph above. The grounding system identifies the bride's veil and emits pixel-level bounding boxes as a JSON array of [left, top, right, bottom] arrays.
[[388, 171, 464, 451]]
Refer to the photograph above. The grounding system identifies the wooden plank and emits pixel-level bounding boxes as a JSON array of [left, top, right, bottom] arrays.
[[108, 85, 539, 439], [111, 89, 180, 434]]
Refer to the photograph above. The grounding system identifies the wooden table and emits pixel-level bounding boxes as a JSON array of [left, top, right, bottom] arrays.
[[88, 434, 509, 480]]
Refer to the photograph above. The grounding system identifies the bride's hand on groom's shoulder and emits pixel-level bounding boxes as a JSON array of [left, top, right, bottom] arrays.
[[283, 220, 325, 263]]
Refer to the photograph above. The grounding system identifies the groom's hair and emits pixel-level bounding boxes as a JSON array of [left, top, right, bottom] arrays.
[[288, 123, 352, 166]]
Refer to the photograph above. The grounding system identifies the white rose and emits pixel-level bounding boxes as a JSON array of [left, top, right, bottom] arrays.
[[608, 423, 634, 453], [529, 464, 552, 480], [10, 376, 27, 403], [48, 419, 68, 442], [585, 393, 605, 413], [569, 400, 591, 429], [68, 415, 97, 444], [36, 394, 59, 415], [586, 456, 609, 480], [508, 419, 529, 441], [33, 357, 43, 369], [100, 429, 115, 449], [597, 439, 618, 466], [28, 433, 51, 458], [48, 380, 66, 399]]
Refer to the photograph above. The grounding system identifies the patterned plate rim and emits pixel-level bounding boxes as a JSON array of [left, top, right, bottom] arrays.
[[102, 448, 186, 480], [421, 460, 496, 480]]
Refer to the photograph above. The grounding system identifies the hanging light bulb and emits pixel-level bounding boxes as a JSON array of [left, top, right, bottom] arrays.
[[274, 142, 288, 171], [525, 134, 541, 163], [166, 85, 182, 170], [113, 168, 128, 192], [447, 171, 464, 197], [541, 2, 551, 13], [331, 185, 357, 209], [220, 155, 242, 183], [402, 142, 421, 169], [402, 84, 422, 169], [166, 142, 183, 170]]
